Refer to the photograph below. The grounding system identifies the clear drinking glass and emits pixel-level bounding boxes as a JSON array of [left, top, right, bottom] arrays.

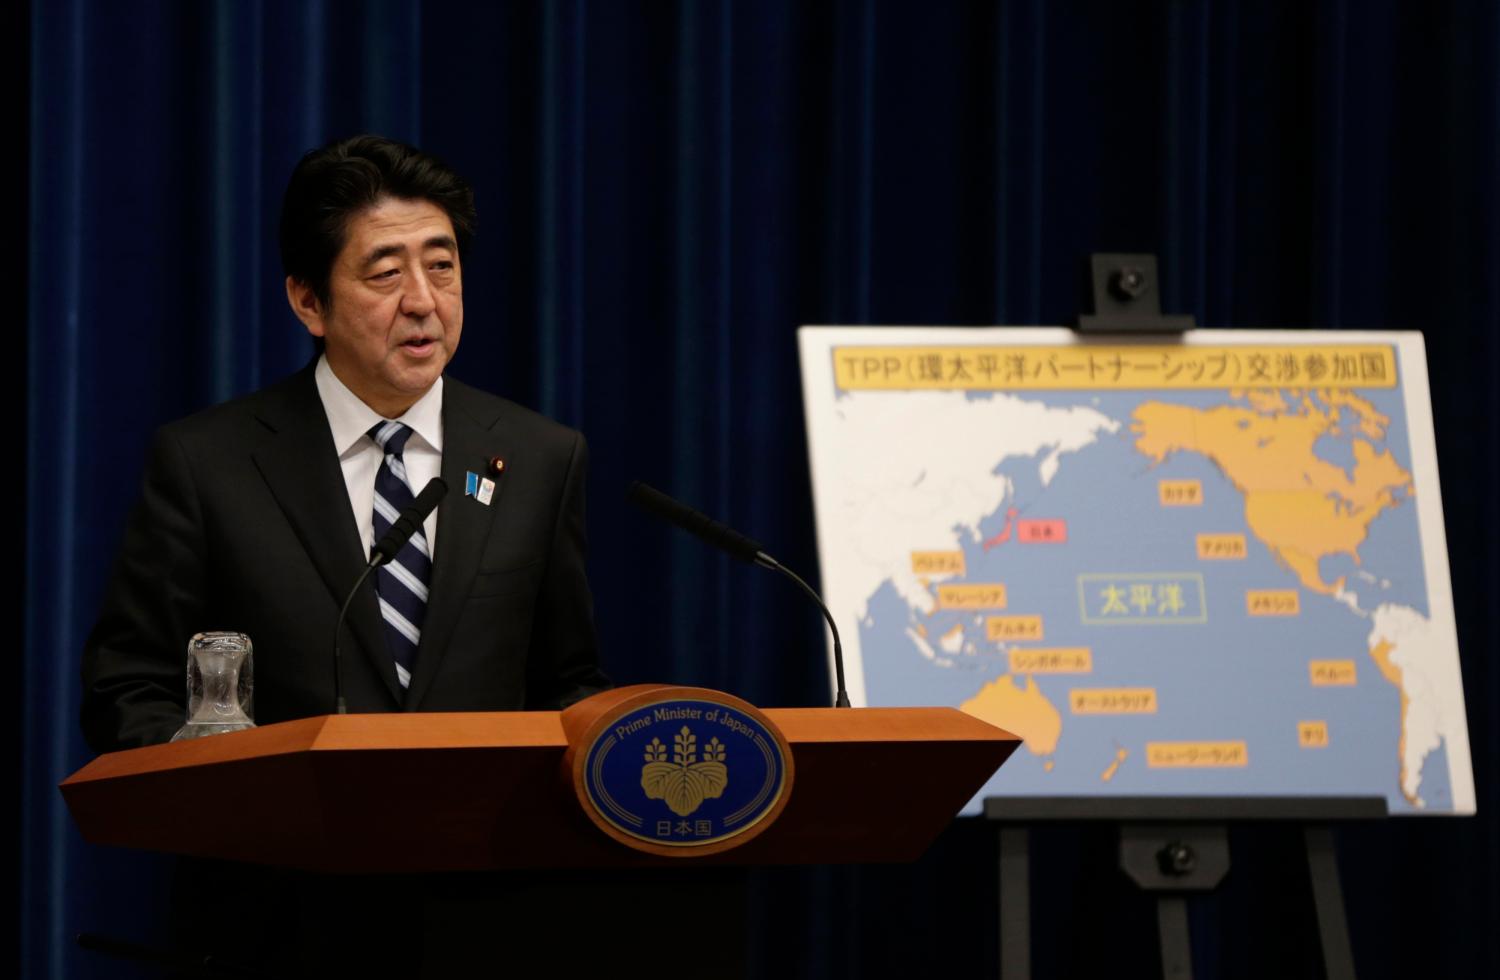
[[170, 631, 256, 741]]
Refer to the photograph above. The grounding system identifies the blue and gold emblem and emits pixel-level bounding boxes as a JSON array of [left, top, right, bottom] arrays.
[[576, 690, 790, 851]]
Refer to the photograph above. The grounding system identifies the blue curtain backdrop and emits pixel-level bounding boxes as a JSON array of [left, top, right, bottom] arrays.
[[21, 1, 1500, 977]]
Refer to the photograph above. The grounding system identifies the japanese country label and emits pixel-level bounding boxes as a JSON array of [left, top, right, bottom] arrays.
[[798, 326, 1474, 815]]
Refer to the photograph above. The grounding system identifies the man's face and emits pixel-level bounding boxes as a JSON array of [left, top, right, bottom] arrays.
[[287, 196, 463, 417]]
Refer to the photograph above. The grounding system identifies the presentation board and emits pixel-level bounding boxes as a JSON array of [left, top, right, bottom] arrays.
[[798, 327, 1474, 815]]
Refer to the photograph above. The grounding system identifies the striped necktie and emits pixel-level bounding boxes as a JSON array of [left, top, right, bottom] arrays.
[[368, 421, 432, 690]]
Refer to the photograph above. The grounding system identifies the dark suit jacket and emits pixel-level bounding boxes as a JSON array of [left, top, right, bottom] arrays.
[[81, 364, 609, 754]]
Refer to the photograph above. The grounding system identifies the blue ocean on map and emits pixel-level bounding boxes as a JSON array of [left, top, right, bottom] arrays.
[[861, 386, 1432, 814]]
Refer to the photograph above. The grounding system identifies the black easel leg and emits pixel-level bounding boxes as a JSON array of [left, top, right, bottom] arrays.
[[999, 827, 1030, 980], [1156, 895, 1193, 980], [1304, 825, 1357, 980]]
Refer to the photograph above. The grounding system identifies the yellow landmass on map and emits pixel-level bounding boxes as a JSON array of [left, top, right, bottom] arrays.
[[961, 674, 1062, 758], [1132, 391, 1412, 594], [1101, 747, 1129, 781], [1368, 638, 1417, 805], [1321, 389, 1390, 438], [1240, 389, 1288, 414]]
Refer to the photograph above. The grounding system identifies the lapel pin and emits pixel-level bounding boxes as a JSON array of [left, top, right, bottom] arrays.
[[464, 471, 496, 505], [488, 456, 506, 477]]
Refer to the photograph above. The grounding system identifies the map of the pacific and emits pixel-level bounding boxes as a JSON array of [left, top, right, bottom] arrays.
[[799, 329, 1475, 816]]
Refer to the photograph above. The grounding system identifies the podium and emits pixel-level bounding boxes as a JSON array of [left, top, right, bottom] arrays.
[[61, 688, 1018, 873]]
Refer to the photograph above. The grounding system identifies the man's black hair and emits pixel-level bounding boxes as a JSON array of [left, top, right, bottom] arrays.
[[279, 135, 476, 309]]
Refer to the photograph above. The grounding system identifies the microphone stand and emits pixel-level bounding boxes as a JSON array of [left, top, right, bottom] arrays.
[[755, 552, 852, 708], [330, 477, 448, 715]]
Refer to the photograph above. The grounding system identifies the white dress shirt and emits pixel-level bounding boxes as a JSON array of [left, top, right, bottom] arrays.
[[314, 354, 444, 558]]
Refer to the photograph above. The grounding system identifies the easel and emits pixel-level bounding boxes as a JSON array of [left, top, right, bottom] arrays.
[[1075, 253, 1194, 335], [985, 257, 1387, 979], [988, 796, 1385, 980]]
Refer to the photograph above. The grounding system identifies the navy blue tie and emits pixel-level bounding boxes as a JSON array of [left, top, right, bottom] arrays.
[[368, 421, 432, 689]]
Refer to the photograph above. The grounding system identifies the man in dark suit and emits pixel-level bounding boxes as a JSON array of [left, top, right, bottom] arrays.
[[82, 135, 609, 754]]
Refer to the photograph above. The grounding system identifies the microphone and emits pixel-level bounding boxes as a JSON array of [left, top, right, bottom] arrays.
[[372, 477, 449, 564], [626, 481, 767, 565], [332, 477, 449, 714], [626, 481, 851, 708]]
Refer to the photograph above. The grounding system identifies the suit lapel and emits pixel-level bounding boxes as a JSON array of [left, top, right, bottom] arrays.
[[250, 369, 403, 705], [403, 381, 514, 710]]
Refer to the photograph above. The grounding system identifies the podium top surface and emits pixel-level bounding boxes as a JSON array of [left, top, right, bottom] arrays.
[[65, 706, 1010, 782], [62, 706, 1018, 872]]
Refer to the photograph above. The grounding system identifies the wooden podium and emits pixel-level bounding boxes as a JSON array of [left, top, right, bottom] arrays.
[[61, 691, 1018, 874]]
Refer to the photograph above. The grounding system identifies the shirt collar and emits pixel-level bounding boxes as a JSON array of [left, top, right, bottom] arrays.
[[314, 354, 445, 457]]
